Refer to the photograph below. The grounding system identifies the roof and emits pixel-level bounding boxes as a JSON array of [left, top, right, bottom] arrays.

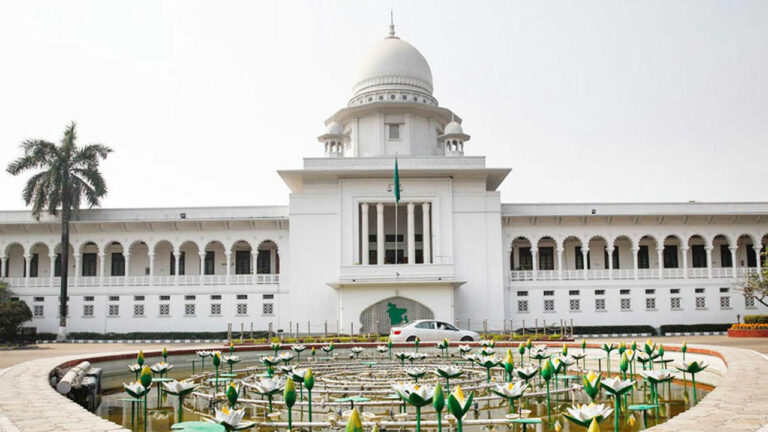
[[501, 202, 768, 217]]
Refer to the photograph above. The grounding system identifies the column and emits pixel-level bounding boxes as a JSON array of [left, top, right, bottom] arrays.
[[730, 246, 737, 278], [607, 246, 614, 280], [361, 203, 369, 265], [656, 247, 664, 280], [705, 246, 713, 278], [556, 248, 564, 280], [407, 202, 415, 264], [199, 252, 206, 287], [124, 253, 130, 285], [422, 202, 431, 264], [49, 253, 56, 286], [148, 253, 154, 286], [74, 253, 81, 286], [174, 251, 180, 285], [253, 250, 259, 284], [632, 247, 639, 280], [754, 246, 763, 276], [98, 253, 106, 285], [225, 252, 231, 285], [25, 254, 32, 287], [0, 256, 3, 278], [531, 247, 538, 281], [376, 203, 384, 265], [682, 247, 689, 279], [581, 248, 589, 280]]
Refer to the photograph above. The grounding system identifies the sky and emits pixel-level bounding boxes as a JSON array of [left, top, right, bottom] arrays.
[[1, 0, 766, 211]]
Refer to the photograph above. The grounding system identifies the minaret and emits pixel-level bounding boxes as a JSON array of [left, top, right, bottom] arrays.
[[438, 117, 470, 156], [317, 121, 346, 157]]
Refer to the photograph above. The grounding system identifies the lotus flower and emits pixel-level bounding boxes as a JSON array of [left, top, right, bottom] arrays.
[[457, 344, 472, 354], [162, 346, 169, 360], [435, 365, 462, 391], [376, 345, 389, 353], [405, 368, 427, 382], [261, 355, 280, 366], [162, 379, 197, 396], [322, 343, 334, 357], [562, 343, 569, 356], [530, 346, 550, 360], [291, 344, 306, 352], [350, 346, 364, 359], [480, 347, 495, 356], [516, 365, 538, 383], [490, 380, 527, 413], [480, 339, 495, 348], [128, 363, 141, 380], [284, 377, 297, 430], [196, 350, 211, 357], [446, 385, 474, 432], [245, 376, 285, 413], [210, 406, 255, 431], [278, 352, 295, 364], [503, 349, 515, 381], [223, 354, 241, 366], [137, 350, 145, 366], [475, 355, 502, 382], [641, 370, 673, 384], [150, 361, 173, 376], [433, 382, 446, 431], [601, 377, 634, 396], [123, 380, 149, 398], [226, 382, 239, 408], [583, 371, 602, 402], [563, 403, 613, 428], [394, 382, 434, 407], [270, 342, 281, 355], [675, 361, 708, 404], [394, 351, 408, 365], [407, 352, 428, 363], [541, 359, 555, 422]]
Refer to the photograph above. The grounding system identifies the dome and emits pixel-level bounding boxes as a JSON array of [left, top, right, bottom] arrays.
[[444, 121, 463, 135], [325, 121, 344, 136], [352, 35, 433, 99]]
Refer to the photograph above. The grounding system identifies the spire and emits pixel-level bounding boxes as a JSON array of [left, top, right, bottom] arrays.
[[388, 10, 396, 38]]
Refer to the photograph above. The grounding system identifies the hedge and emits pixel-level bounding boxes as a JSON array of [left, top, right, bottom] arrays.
[[567, 326, 657, 336], [744, 314, 768, 324], [659, 323, 732, 334]]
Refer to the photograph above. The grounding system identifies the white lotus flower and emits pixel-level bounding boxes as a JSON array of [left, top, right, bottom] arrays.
[[291, 344, 306, 352], [406, 352, 427, 361], [458, 344, 472, 353], [196, 350, 211, 357], [376, 345, 389, 353], [261, 355, 281, 366], [223, 355, 241, 365], [480, 347, 495, 356], [150, 361, 174, 374], [278, 352, 295, 362], [245, 376, 285, 396], [435, 365, 463, 378], [601, 377, 635, 396], [405, 368, 427, 378], [563, 403, 613, 427], [641, 370, 674, 384], [162, 380, 197, 396], [571, 352, 587, 360], [210, 406, 255, 430], [128, 363, 141, 373], [350, 347, 365, 354], [491, 380, 527, 399], [558, 355, 576, 366], [393, 382, 434, 406], [123, 381, 149, 398]]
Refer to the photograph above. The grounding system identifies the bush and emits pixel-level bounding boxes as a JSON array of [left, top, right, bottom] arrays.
[[568, 326, 657, 336], [0, 299, 32, 343], [548, 334, 562, 340], [744, 315, 768, 324], [660, 323, 732, 334]]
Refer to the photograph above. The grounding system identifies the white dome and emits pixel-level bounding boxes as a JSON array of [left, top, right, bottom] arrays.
[[352, 36, 433, 98], [444, 121, 463, 135], [325, 121, 344, 136]]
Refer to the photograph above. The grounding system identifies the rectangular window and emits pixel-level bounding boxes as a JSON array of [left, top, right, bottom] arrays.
[[210, 304, 221, 315], [620, 298, 631, 311], [262, 294, 274, 300], [236, 294, 248, 300], [692, 245, 707, 268], [720, 296, 730, 309], [84, 296, 94, 302], [385, 249, 405, 264], [160, 295, 170, 301], [111, 252, 125, 276], [133, 295, 145, 301], [720, 244, 732, 268], [539, 247, 554, 270], [612, 247, 620, 269], [30, 253, 38, 277], [387, 123, 400, 140], [719, 287, 729, 293], [109, 296, 119, 302], [204, 251, 215, 275], [695, 297, 706, 309], [543, 299, 555, 312], [543, 290, 554, 296], [663, 245, 678, 268], [645, 289, 655, 295], [82, 253, 97, 276], [517, 300, 528, 312], [575, 246, 585, 270], [569, 299, 580, 312], [385, 234, 405, 242], [670, 288, 680, 294], [671, 297, 682, 310], [83, 304, 94, 317], [595, 298, 606, 311], [54, 253, 61, 277], [134, 304, 144, 317], [594, 289, 605, 295], [33, 305, 44, 317], [185, 304, 196, 316], [516, 291, 528, 296], [747, 246, 757, 267], [236, 250, 252, 274], [695, 288, 705, 294], [159, 304, 170, 316], [518, 247, 532, 270], [108, 304, 119, 316], [638, 246, 650, 269], [184, 295, 196, 300], [745, 296, 756, 308], [170, 252, 186, 275], [262, 303, 274, 315], [620, 289, 630, 295], [211, 295, 222, 300], [33, 296, 44, 302], [237, 303, 248, 315], [646, 298, 656, 310], [569, 290, 580, 296]]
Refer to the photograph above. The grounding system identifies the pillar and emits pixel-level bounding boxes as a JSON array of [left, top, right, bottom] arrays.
[[705, 246, 713, 278], [49, 253, 56, 285], [422, 202, 431, 264], [148, 253, 154, 286], [657, 247, 664, 279], [531, 248, 538, 281], [682, 247, 689, 279], [225, 252, 231, 285], [253, 250, 259, 284], [582, 248, 589, 280], [0, 256, 4, 278], [632, 247, 639, 280], [407, 202, 415, 264], [174, 251, 180, 285], [124, 253, 130, 283], [376, 203, 384, 265], [754, 246, 763, 279], [730, 246, 737, 278], [556, 247, 564, 280], [25, 254, 32, 287], [98, 253, 106, 284], [361, 203, 369, 265], [607, 246, 614, 280], [74, 253, 81, 286]]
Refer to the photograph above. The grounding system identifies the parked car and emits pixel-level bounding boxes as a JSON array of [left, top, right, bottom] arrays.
[[389, 319, 479, 342]]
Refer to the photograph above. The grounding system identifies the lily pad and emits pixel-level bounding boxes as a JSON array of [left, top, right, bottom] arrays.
[[171, 421, 226, 432]]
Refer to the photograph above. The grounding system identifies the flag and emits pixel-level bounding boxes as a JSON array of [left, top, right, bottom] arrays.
[[393, 158, 400, 203]]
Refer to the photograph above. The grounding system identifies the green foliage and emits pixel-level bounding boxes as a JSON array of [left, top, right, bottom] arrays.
[[548, 334, 562, 340], [660, 323, 733, 334], [744, 315, 768, 324], [0, 283, 32, 343]]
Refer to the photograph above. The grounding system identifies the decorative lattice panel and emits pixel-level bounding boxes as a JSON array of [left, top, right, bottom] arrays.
[[359, 296, 434, 334]]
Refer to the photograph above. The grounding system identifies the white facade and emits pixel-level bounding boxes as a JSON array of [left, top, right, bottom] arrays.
[[1, 26, 766, 335]]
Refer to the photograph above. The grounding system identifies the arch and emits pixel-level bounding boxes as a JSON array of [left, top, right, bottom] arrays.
[[28, 241, 51, 255], [256, 240, 279, 275], [587, 234, 609, 244], [77, 240, 100, 254], [229, 239, 254, 252], [204, 239, 226, 251], [687, 233, 709, 247], [4, 241, 25, 257], [510, 235, 532, 248], [152, 239, 174, 255], [711, 233, 732, 247], [562, 235, 585, 248], [535, 235, 557, 248], [735, 233, 757, 246], [612, 235, 634, 250], [359, 296, 435, 334], [178, 239, 201, 253], [510, 236, 533, 270]]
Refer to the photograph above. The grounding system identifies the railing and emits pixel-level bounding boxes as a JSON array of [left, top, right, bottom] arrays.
[[662, 268, 686, 279], [3, 273, 280, 288], [509, 266, 758, 282]]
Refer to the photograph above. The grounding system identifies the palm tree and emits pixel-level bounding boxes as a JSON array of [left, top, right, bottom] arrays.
[[6, 122, 112, 341]]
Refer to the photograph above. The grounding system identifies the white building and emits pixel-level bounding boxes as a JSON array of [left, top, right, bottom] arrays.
[[1, 25, 766, 336]]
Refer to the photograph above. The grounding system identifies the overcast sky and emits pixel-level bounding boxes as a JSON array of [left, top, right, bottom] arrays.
[[1, 1, 766, 211]]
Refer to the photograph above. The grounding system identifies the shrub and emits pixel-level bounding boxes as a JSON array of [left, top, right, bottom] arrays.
[[378, 336, 389, 342], [548, 334, 562, 340], [567, 326, 657, 336], [744, 315, 768, 324], [659, 323, 732, 334], [730, 323, 768, 330]]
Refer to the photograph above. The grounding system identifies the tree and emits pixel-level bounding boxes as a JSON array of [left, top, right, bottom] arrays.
[[0, 281, 32, 343], [6, 122, 112, 341], [738, 250, 768, 308]]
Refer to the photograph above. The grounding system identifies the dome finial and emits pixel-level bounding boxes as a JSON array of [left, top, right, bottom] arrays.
[[388, 10, 396, 38]]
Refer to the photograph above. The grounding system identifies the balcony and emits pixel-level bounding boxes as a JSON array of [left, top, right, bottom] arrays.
[[3, 274, 279, 289], [339, 263, 456, 282], [509, 267, 755, 282]]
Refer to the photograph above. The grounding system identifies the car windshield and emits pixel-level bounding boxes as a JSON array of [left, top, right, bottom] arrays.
[[438, 322, 458, 331]]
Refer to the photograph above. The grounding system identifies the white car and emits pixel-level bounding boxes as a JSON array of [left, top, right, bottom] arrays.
[[389, 319, 479, 343]]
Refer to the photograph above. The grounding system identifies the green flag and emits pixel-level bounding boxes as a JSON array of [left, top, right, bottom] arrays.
[[393, 158, 400, 203]]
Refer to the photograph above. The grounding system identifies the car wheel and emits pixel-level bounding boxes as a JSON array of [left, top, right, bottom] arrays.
[[406, 336, 417, 342], [461, 336, 474, 342]]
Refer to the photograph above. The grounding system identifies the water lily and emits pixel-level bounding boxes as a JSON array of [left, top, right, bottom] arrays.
[[350, 346, 365, 359], [405, 368, 427, 383], [284, 377, 297, 431], [223, 354, 241, 374], [394, 382, 434, 432], [480, 346, 495, 356], [516, 365, 538, 386], [601, 377, 635, 431], [128, 363, 141, 381], [436, 338, 450, 357], [480, 339, 495, 348], [196, 350, 211, 373], [376, 345, 389, 354], [291, 344, 306, 362], [229, 341, 235, 355], [490, 380, 527, 413], [563, 403, 613, 428], [394, 351, 408, 366], [674, 361, 708, 404], [123, 380, 150, 399], [681, 341, 688, 361], [517, 342, 526, 365], [139, 365, 152, 430], [562, 343, 568, 356], [162, 380, 198, 422], [583, 371, 602, 402], [162, 346, 169, 361], [137, 350, 145, 367], [278, 352, 295, 365], [150, 361, 174, 377], [226, 382, 239, 408], [210, 406, 255, 431], [475, 355, 502, 382], [600, 343, 616, 374], [322, 342, 334, 358], [435, 365, 462, 392], [447, 385, 474, 432], [413, 336, 420, 351], [458, 344, 472, 355], [636, 352, 651, 370], [244, 376, 285, 412], [407, 352, 428, 363], [641, 370, 673, 414], [571, 351, 587, 369]]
